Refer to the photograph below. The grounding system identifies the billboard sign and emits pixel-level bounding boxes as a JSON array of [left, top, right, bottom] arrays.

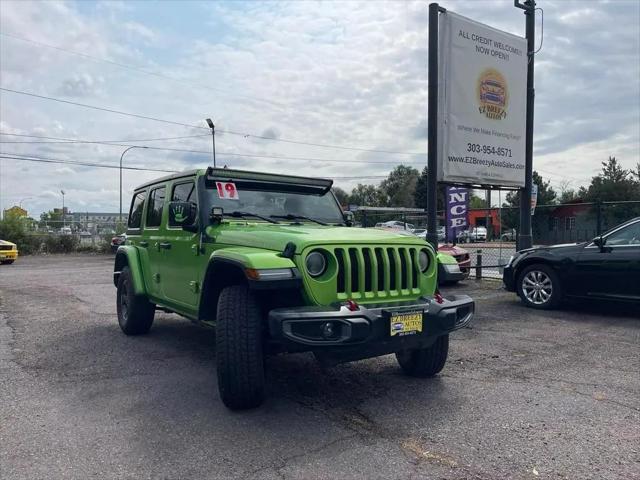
[[437, 12, 527, 187], [445, 186, 469, 242]]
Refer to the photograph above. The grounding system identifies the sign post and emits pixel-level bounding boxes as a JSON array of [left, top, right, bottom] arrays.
[[426, 3, 443, 250], [515, 0, 536, 250]]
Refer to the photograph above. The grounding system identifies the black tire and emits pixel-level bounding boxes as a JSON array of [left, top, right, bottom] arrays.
[[116, 266, 155, 335], [396, 334, 449, 377], [516, 263, 562, 310], [216, 285, 265, 410], [1, 260, 15, 265]]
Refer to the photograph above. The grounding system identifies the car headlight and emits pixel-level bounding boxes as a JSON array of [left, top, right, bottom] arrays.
[[418, 249, 431, 272], [306, 250, 327, 277]]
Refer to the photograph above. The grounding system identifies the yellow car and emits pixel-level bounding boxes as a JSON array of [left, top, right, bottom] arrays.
[[0, 240, 18, 264]]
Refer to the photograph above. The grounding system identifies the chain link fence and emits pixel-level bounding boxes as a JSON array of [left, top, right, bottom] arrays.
[[350, 200, 640, 279]]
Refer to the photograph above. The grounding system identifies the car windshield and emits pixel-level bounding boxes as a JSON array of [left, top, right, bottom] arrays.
[[204, 185, 345, 224]]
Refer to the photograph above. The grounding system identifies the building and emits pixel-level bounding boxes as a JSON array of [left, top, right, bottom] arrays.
[[71, 212, 128, 234], [3, 205, 28, 219]]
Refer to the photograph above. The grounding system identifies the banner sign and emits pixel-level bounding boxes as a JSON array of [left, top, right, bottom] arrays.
[[531, 183, 538, 215], [445, 186, 469, 242], [437, 12, 527, 187]]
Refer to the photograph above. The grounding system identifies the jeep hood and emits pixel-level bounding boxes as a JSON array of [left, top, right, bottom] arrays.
[[207, 222, 428, 252]]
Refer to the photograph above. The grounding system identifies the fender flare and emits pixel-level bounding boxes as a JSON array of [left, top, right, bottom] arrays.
[[113, 246, 146, 296], [198, 248, 299, 322]]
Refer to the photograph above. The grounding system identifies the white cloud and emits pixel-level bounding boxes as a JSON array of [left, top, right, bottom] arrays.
[[0, 0, 638, 217]]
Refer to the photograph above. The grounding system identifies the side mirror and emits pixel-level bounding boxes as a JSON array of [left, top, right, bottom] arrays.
[[592, 236, 606, 251], [168, 201, 197, 230], [343, 211, 354, 227]]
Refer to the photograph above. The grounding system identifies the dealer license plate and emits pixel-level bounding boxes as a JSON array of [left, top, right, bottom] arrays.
[[389, 311, 423, 337]]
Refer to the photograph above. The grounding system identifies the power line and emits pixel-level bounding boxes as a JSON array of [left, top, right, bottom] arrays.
[[0, 87, 423, 156], [0, 87, 207, 130], [0, 132, 422, 165], [0, 31, 289, 110], [0, 153, 177, 173], [0, 133, 210, 143]]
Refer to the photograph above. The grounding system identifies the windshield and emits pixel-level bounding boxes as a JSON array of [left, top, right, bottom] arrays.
[[204, 185, 345, 224]]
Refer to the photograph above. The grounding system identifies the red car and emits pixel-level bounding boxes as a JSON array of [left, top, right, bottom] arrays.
[[438, 243, 471, 285]]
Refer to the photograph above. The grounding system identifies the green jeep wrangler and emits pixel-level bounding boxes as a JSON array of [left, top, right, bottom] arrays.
[[114, 167, 474, 409]]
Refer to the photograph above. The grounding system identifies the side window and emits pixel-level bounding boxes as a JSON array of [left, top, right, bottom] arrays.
[[606, 222, 640, 246], [146, 186, 166, 228], [172, 181, 196, 203], [128, 191, 146, 229]]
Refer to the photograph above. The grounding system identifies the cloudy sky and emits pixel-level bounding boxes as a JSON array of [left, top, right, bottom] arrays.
[[0, 0, 638, 217]]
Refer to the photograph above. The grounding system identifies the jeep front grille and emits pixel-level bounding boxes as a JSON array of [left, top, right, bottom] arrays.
[[334, 246, 421, 299]]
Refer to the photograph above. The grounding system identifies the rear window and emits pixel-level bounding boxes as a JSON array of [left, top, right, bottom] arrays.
[[128, 191, 146, 229], [146, 186, 166, 228]]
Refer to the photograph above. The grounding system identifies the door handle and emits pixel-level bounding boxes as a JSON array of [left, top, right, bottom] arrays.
[[159, 242, 172, 250], [139, 241, 149, 248]]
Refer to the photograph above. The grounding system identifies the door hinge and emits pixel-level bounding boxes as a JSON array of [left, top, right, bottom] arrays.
[[189, 281, 200, 293], [153, 273, 161, 283]]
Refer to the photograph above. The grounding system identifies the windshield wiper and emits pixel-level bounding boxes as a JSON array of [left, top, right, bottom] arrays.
[[270, 214, 328, 226], [227, 211, 279, 224]]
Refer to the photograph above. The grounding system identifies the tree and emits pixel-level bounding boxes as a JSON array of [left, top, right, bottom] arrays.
[[348, 183, 387, 207], [469, 192, 487, 209], [578, 156, 640, 202], [39, 210, 63, 230], [633, 162, 640, 183], [379, 165, 419, 207], [501, 171, 557, 228], [331, 187, 349, 206], [414, 167, 445, 211]]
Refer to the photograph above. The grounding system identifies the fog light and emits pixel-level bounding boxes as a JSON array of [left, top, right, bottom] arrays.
[[321, 322, 335, 339]]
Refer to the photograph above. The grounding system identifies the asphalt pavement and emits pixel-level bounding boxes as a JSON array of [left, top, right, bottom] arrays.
[[1, 254, 638, 479]]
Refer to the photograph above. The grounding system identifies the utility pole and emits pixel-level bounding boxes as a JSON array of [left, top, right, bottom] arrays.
[[515, 0, 536, 250], [206, 118, 216, 168], [426, 3, 442, 250]]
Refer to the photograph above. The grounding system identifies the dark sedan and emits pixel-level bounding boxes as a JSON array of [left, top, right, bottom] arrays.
[[503, 217, 640, 309]]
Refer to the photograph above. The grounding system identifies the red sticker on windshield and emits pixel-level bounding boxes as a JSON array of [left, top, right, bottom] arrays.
[[216, 182, 239, 200]]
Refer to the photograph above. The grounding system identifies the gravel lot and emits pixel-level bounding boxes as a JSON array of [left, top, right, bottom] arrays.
[[1, 254, 638, 479]]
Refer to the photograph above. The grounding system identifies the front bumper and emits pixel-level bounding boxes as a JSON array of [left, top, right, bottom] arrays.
[[268, 295, 474, 365]]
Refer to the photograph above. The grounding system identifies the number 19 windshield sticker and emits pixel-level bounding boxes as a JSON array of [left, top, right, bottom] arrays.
[[216, 182, 239, 200]]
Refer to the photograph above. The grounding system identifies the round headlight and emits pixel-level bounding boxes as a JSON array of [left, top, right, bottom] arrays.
[[306, 251, 327, 277], [418, 249, 431, 272]]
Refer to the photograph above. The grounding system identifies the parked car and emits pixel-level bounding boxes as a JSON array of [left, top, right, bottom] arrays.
[[60, 226, 72, 235], [411, 227, 445, 242], [500, 229, 516, 242], [110, 234, 127, 253], [375, 220, 415, 231], [0, 239, 18, 265], [438, 244, 471, 284], [114, 167, 474, 409], [503, 217, 640, 309], [412, 228, 427, 239], [458, 227, 487, 243]]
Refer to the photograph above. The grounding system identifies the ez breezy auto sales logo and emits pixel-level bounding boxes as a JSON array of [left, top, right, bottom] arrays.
[[477, 68, 508, 120]]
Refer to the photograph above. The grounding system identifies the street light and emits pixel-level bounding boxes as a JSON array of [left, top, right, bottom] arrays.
[[119, 146, 148, 225], [206, 118, 216, 168], [60, 190, 66, 228]]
